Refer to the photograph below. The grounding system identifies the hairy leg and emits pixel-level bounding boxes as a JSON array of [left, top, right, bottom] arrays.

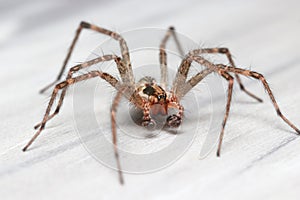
[[180, 55, 300, 155], [40, 21, 134, 93], [35, 55, 123, 129], [111, 87, 128, 184], [190, 48, 262, 102], [23, 71, 119, 151], [216, 71, 234, 156], [159, 26, 185, 89], [217, 64, 300, 134], [173, 48, 262, 102], [179, 68, 213, 99]]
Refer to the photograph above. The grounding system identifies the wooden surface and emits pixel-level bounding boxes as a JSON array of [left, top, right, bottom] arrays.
[[1, 0, 300, 199]]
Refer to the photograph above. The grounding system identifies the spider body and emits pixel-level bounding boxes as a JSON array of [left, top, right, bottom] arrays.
[[23, 22, 300, 184], [133, 76, 182, 129]]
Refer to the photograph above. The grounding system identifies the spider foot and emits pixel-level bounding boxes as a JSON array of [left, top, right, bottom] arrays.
[[166, 114, 182, 128], [142, 119, 157, 130]]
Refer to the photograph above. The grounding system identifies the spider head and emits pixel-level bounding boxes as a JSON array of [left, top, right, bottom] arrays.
[[138, 76, 167, 101], [143, 83, 168, 114], [136, 76, 182, 129], [143, 85, 166, 103]]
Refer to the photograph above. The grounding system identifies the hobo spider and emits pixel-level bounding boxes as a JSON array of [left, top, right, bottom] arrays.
[[23, 22, 300, 184]]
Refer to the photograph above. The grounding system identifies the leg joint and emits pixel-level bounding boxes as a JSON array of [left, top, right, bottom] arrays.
[[56, 82, 66, 89], [219, 48, 229, 53], [250, 71, 263, 79], [80, 21, 91, 28], [54, 107, 60, 114], [276, 109, 282, 116]]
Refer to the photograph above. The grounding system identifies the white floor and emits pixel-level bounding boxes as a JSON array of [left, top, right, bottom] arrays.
[[1, 0, 300, 199]]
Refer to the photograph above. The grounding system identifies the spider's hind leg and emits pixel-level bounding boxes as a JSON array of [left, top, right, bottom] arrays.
[[159, 26, 185, 89]]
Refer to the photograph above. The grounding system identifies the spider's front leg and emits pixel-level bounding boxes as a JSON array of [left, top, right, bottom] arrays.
[[34, 55, 121, 129], [111, 86, 129, 184], [40, 21, 133, 93], [23, 71, 119, 151]]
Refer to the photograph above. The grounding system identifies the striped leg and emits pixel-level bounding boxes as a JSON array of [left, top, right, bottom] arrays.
[[23, 71, 119, 151], [187, 55, 300, 155], [180, 68, 214, 98], [190, 48, 262, 102], [34, 55, 123, 129], [159, 26, 185, 89], [173, 48, 263, 102], [218, 64, 300, 135], [216, 71, 234, 156], [184, 55, 235, 156], [111, 87, 128, 184], [40, 21, 134, 93]]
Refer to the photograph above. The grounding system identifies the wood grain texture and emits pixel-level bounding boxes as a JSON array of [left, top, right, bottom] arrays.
[[1, 0, 300, 199]]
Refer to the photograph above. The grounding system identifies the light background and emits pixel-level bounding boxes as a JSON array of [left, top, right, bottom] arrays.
[[1, 0, 300, 199]]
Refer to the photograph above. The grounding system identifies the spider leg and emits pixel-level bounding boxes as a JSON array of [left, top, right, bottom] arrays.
[[23, 71, 119, 151], [172, 52, 204, 97], [172, 48, 263, 102], [159, 26, 185, 89], [182, 55, 299, 155], [190, 48, 262, 102], [179, 68, 214, 99], [216, 71, 234, 157], [180, 55, 234, 156], [34, 55, 123, 129], [111, 87, 128, 184], [216, 64, 300, 134], [40, 21, 134, 93]]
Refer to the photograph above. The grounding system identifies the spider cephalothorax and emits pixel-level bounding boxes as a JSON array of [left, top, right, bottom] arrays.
[[23, 21, 300, 184], [133, 76, 183, 129], [137, 76, 167, 105]]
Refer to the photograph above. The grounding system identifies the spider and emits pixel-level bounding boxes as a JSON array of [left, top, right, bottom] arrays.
[[23, 21, 300, 184]]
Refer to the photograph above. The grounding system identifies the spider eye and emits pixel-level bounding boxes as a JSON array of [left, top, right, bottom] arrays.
[[157, 94, 166, 101], [143, 86, 155, 96]]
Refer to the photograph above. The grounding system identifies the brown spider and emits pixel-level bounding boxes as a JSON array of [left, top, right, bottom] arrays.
[[23, 21, 300, 184]]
